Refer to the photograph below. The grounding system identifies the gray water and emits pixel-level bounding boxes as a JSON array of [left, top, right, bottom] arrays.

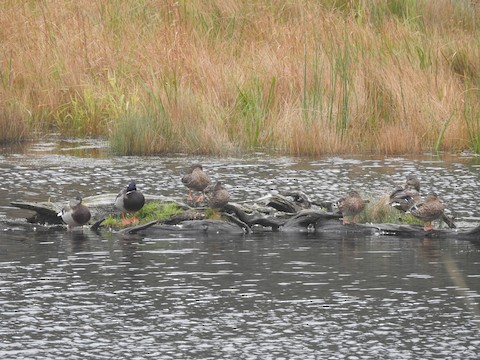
[[1, 138, 480, 359]]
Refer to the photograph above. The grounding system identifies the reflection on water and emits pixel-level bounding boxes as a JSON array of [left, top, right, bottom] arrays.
[[1, 138, 480, 358]]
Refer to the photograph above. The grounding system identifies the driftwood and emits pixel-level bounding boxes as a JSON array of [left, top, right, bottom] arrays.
[[118, 208, 480, 243], [121, 219, 246, 236], [7, 192, 480, 243], [10, 193, 190, 224]]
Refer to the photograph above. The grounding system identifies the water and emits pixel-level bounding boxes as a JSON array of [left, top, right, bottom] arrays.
[[1, 138, 480, 359]]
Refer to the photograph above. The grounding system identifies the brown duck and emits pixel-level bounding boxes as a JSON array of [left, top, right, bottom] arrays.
[[390, 175, 455, 228], [337, 191, 365, 225], [409, 192, 445, 231], [58, 197, 91, 230], [205, 181, 230, 209], [181, 164, 211, 202]]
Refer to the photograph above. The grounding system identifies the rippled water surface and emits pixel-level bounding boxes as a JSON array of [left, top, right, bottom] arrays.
[[1, 138, 480, 359]]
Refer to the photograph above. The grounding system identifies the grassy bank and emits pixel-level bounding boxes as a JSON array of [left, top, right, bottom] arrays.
[[2, 0, 480, 155]]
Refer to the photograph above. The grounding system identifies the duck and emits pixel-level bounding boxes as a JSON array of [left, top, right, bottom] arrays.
[[408, 192, 445, 231], [58, 196, 91, 230], [337, 190, 365, 225], [205, 181, 230, 209], [115, 182, 145, 225], [389, 175, 456, 228], [181, 164, 211, 202], [389, 174, 420, 212]]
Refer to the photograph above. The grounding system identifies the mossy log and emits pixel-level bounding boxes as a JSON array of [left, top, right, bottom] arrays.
[[8, 192, 479, 243], [121, 204, 480, 243]]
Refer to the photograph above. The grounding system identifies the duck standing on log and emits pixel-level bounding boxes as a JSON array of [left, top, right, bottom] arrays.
[[205, 181, 230, 209], [408, 192, 445, 231], [389, 175, 455, 228], [58, 196, 91, 230], [181, 164, 211, 202], [115, 182, 145, 225], [337, 191, 365, 225]]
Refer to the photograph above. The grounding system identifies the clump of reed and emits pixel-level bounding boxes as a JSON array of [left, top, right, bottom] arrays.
[[0, 102, 27, 143], [109, 77, 236, 155], [2, 0, 480, 154]]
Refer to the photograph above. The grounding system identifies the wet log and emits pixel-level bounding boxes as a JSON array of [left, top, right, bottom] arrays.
[[9, 200, 65, 225], [8, 193, 480, 243], [119, 220, 159, 235], [123, 219, 246, 236], [223, 203, 285, 231], [258, 192, 326, 213], [116, 214, 480, 243], [10, 194, 190, 224], [282, 209, 343, 232], [265, 194, 304, 213], [161, 210, 206, 224], [311, 218, 480, 242]]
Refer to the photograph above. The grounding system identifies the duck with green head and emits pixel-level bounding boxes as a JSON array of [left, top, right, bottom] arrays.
[[389, 174, 420, 212], [390, 175, 455, 228], [115, 182, 145, 225]]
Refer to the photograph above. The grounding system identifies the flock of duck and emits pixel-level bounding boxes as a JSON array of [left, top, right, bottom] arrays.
[[58, 164, 448, 232], [58, 164, 230, 230], [337, 174, 449, 231]]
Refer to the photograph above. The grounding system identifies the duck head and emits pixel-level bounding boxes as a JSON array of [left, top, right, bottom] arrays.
[[126, 182, 137, 193]]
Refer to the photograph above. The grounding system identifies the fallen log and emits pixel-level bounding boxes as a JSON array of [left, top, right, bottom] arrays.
[[223, 203, 285, 231], [311, 218, 480, 242], [8, 194, 480, 243], [113, 216, 480, 244], [123, 219, 246, 236], [10, 194, 190, 224]]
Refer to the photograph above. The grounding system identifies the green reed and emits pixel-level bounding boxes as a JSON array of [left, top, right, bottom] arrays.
[[232, 77, 276, 148]]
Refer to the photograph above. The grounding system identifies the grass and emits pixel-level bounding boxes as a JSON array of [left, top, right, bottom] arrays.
[[2, 0, 480, 155], [103, 202, 183, 229], [358, 195, 423, 225], [103, 201, 226, 230]]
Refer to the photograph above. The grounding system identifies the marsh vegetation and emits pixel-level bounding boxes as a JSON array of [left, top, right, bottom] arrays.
[[2, 0, 480, 154]]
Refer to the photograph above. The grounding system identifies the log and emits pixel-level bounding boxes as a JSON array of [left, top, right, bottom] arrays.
[[223, 203, 285, 231], [115, 216, 480, 243], [9, 200, 64, 224], [119, 220, 159, 235], [124, 220, 246, 237], [282, 209, 343, 232], [10, 194, 190, 224], [8, 193, 480, 243], [311, 218, 480, 242]]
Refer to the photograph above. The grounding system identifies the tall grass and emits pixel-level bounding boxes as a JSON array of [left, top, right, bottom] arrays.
[[1, 0, 480, 155]]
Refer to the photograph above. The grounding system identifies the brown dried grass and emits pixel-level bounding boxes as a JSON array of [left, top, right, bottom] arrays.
[[1, 0, 480, 153]]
